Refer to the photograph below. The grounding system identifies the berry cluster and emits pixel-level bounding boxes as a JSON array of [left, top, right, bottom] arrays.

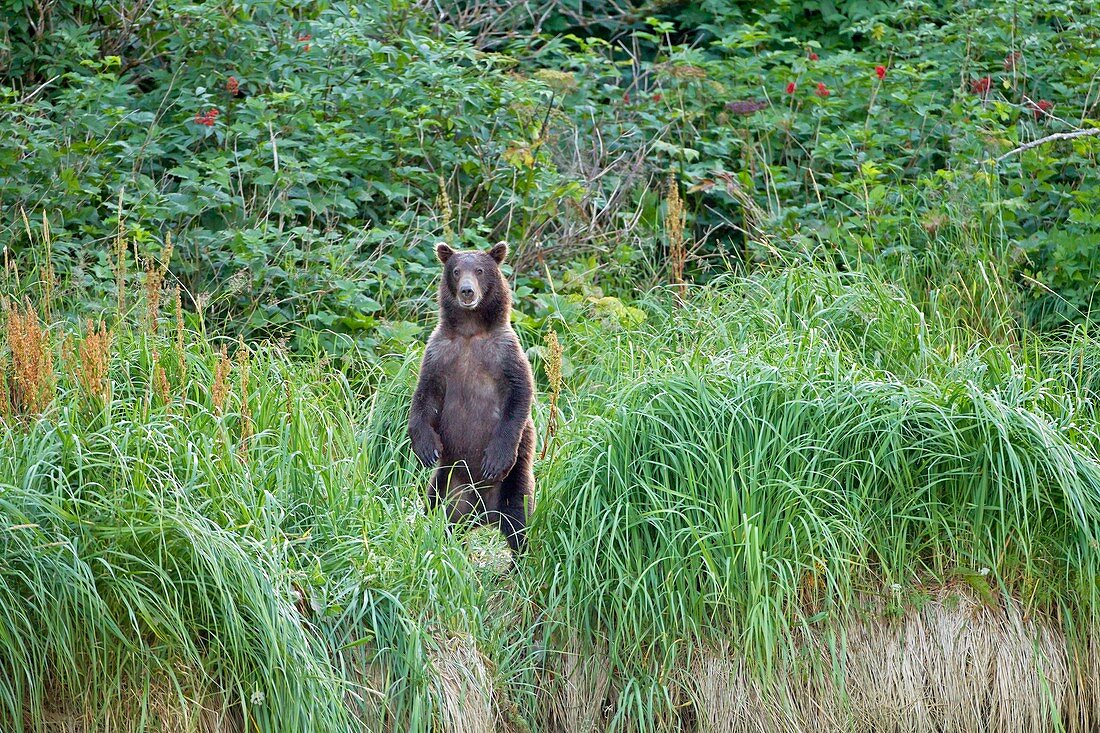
[[194, 108, 219, 127], [970, 76, 993, 96], [967, 55, 1055, 122]]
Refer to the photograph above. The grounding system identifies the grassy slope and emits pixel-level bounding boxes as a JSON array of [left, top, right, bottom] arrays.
[[527, 269, 1100, 728], [2, 267, 1100, 731]]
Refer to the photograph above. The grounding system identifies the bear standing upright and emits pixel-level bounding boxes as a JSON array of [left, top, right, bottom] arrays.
[[408, 241, 536, 553]]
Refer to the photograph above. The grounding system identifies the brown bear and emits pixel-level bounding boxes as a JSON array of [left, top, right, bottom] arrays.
[[407, 241, 536, 554]]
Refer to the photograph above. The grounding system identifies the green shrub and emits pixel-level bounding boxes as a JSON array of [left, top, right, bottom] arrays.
[[512, 0, 1100, 322], [1, 1, 566, 354]]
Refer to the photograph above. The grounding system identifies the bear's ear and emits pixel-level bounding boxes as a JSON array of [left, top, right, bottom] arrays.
[[435, 242, 455, 264], [489, 241, 509, 264]]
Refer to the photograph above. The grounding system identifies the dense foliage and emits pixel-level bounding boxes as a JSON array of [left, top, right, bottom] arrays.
[[3, 0, 1099, 347], [2, 1, 566, 353]]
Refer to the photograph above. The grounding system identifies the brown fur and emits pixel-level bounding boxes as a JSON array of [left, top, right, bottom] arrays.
[[408, 242, 536, 554]]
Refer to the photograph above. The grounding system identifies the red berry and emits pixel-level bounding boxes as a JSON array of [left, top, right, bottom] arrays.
[[1031, 99, 1053, 119], [786, 82, 797, 94], [815, 82, 829, 98], [969, 76, 992, 95], [875, 65, 886, 80], [808, 52, 819, 61], [226, 76, 240, 95], [193, 108, 218, 127]]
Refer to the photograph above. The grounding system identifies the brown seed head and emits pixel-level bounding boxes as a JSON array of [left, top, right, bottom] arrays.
[[212, 344, 230, 414], [5, 299, 54, 417], [77, 319, 112, 404]]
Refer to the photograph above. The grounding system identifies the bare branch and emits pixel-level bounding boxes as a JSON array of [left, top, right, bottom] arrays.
[[992, 128, 1100, 164]]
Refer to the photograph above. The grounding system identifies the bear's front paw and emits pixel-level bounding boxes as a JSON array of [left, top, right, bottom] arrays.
[[412, 431, 442, 468], [481, 445, 517, 483]]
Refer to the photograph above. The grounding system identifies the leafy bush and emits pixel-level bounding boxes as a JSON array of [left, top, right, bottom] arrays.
[[510, 0, 1100, 323], [5, 0, 1099, 342], [1, 0, 569, 353]]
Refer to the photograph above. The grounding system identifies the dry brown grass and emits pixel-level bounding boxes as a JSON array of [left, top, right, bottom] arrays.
[[432, 634, 496, 733], [4, 298, 54, 418], [211, 344, 230, 415], [174, 285, 187, 380], [541, 636, 613, 733], [539, 327, 563, 461], [665, 174, 687, 301], [678, 588, 1089, 733], [144, 233, 174, 334], [529, 589, 1096, 733], [335, 632, 515, 732], [41, 681, 238, 733], [0, 362, 9, 422], [333, 644, 388, 728], [144, 261, 164, 334], [77, 319, 112, 404], [840, 592, 1068, 733], [152, 349, 171, 406], [20, 521, 1094, 733], [1067, 628, 1100, 731]]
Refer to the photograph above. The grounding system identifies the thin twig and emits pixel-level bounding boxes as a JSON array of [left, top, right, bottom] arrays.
[[19, 75, 59, 105], [992, 128, 1100, 164]]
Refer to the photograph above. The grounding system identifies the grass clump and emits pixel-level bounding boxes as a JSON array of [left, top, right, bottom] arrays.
[[0, 317, 520, 732], [526, 269, 1100, 730]]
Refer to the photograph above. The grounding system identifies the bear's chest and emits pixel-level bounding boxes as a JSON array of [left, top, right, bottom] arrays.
[[431, 333, 506, 404]]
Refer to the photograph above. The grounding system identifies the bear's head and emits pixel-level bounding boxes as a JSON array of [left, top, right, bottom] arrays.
[[435, 242, 510, 329]]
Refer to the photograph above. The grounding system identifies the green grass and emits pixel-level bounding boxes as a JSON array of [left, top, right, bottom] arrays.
[[525, 269, 1100, 729], [0, 322, 519, 731], [2, 266, 1100, 731]]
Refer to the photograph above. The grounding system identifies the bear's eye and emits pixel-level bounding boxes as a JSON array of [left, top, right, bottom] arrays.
[[476, 267, 484, 275], [452, 268, 459, 277]]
